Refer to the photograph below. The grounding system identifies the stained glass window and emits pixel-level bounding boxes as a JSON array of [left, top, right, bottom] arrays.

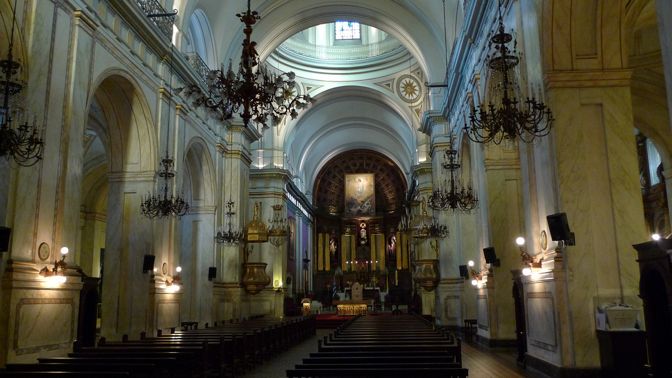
[[335, 21, 360, 40]]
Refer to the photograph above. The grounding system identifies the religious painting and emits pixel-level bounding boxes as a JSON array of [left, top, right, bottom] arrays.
[[345, 173, 375, 216]]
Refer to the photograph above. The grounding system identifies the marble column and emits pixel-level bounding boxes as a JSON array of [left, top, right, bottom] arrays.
[[656, 0, 672, 133], [543, 71, 647, 368], [479, 143, 523, 343], [100, 176, 156, 340], [213, 123, 256, 322], [248, 168, 291, 317]]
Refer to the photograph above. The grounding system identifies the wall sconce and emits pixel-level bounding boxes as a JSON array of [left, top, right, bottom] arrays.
[[651, 233, 661, 241], [274, 279, 284, 293], [164, 266, 182, 292], [466, 259, 488, 288], [516, 237, 542, 272], [39, 246, 69, 284]]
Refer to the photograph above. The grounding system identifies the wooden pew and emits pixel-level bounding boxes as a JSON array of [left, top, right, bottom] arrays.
[[287, 314, 467, 378]]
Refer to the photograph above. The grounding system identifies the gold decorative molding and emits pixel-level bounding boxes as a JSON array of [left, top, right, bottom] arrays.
[[72, 10, 98, 33]]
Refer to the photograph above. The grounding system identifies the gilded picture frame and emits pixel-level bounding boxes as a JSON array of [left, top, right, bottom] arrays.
[[344, 173, 375, 216]]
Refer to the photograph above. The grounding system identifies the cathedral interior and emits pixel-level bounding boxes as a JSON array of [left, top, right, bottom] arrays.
[[1, 0, 672, 377]]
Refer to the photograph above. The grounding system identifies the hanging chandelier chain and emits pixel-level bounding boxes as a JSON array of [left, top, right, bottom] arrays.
[[181, 0, 312, 130], [0, 0, 44, 167], [428, 138, 478, 212], [463, 1, 553, 145], [141, 22, 190, 219], [216, 130, 244, 244]]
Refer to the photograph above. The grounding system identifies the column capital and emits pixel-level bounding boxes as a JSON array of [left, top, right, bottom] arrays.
[[420, 111, 448, 137]]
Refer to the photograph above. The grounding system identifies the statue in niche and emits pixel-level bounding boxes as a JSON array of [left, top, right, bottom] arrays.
[[359, 222, 368, 245], [387, 232, 397, 263]]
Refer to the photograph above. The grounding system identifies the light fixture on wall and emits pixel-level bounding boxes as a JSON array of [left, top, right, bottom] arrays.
[[39, 246, 69, 284], [466, 259, 488, 289], [428, 139, 478, 212], [141, 43, 190, 218], [463, 0, 553, 144], [181, 0, 312, 129], [0, 0, 43, 166], [515, 236, 541, 274], [268, 204, 288, 247]]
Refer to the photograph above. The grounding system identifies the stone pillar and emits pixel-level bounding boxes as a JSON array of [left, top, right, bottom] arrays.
[[101, 176, 157, 340], [213, 124, 256, 322], [479, 143, 523, 343], [542, 72, 647, 368], [656, 0, 672, 133], [249, 168, 291, 317]]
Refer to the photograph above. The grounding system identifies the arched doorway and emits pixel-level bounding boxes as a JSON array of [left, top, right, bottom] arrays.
[[179, 138, 216, 324], [84, 72, 157, 339]]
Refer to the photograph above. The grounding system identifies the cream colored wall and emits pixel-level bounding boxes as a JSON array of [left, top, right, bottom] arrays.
[[0, 0, 225, 365]]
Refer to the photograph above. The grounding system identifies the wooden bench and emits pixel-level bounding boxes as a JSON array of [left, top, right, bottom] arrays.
[[288, 314, 467, 378]]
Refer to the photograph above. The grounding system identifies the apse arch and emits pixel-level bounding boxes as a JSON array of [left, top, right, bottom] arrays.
[[284, 86, 416, 193]]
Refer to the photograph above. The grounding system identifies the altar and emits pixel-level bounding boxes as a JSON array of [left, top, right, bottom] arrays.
[[334, 282, 374, 315], [333, 300, 370, 315]]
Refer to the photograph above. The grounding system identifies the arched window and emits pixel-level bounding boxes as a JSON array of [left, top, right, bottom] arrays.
[[188, 9, 216, 68], [636, 131, 669, 235]]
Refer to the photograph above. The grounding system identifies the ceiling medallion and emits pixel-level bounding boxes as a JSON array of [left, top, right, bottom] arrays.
[[397, 74, 421, 103]]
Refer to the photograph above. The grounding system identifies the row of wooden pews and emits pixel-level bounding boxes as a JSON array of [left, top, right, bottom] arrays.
[[1, 315, 315, 377], [287, 314, 468, 377]]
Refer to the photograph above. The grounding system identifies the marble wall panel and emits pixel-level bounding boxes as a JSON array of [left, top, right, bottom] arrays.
[[526, 292, 557, 351], [15, 298, 74, 354], [477, 294, 489, 330], [157, 301, 179, 330]]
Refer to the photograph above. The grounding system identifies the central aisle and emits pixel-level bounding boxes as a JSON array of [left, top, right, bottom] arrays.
[[241, 315, 547, 378]]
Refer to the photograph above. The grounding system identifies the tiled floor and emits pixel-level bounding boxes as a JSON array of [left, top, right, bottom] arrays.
[[241, 329, 548, 378]]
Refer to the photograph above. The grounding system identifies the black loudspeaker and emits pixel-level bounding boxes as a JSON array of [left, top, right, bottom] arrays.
[[483, 247, 500, 267], [0, 227, 10, 252], [547, 212, 575, 245], [208, 267, 217, 281], [142, 255, 155, 273], [459, 265, 468, 278]]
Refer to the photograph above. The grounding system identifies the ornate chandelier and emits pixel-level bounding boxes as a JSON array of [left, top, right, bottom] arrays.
[[141, 47, 189, 218], [216, 133, 244, 244], [216, 199, 244, 244], [412, 198, 448, 239], [464, 1, 553, 144], [141, 155, 189, 218], [182, 0, 311, 129], [268, 204, 288, 247], [0, 0, 43, 166], [428, 145, 478, 212]]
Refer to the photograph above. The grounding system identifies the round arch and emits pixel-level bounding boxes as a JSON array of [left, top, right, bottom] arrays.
[[87, 71, 158, 173], [284, 86, 416, 193], [183, 137, 216, 209]]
